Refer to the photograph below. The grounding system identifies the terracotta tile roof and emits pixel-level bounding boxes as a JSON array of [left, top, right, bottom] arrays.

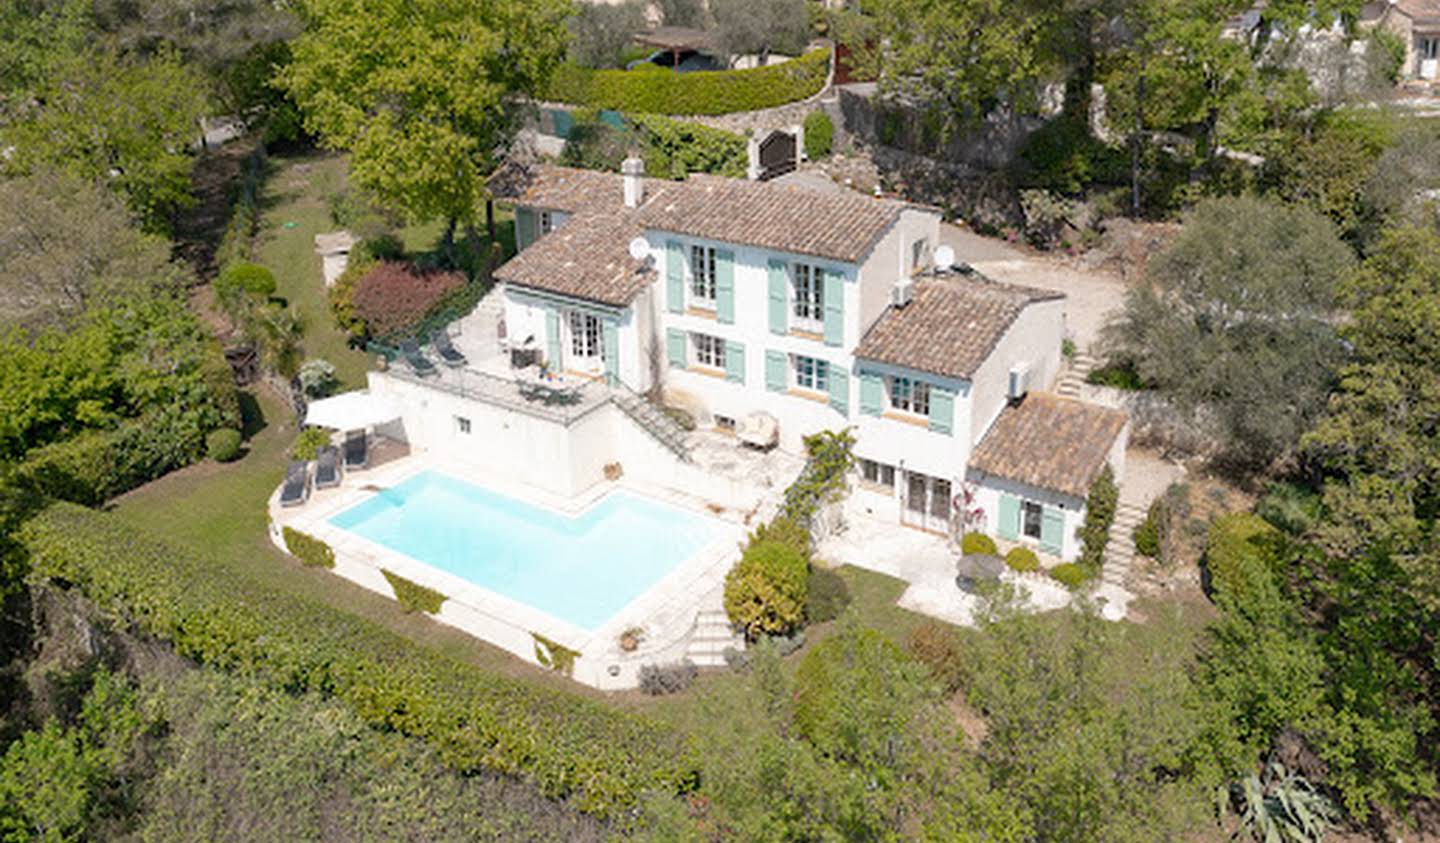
[[969, 393, 1128, 499], [493, 213, 653, 307], [1392, 0, 1440, 21], [488, 163, 664, 215], [635, 175, 906, 263], [853, 273, 1064, 380]]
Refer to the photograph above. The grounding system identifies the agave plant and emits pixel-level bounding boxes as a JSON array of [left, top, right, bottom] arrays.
[[1231, 760, 1338, 843]]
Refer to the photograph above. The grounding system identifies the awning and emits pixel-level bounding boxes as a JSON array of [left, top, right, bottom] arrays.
[[304, 391, 401, 431]]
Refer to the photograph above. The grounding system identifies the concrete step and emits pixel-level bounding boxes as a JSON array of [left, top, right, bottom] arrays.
[[689, 653, 728, 667]]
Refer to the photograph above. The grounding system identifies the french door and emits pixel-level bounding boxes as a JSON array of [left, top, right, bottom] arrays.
[[567, 311, 604, 374], [901, 471, 952, 534]]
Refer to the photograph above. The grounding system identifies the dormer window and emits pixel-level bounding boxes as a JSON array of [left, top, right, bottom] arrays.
[[689, 245, 717, 305], [791, 262, 823, 331]]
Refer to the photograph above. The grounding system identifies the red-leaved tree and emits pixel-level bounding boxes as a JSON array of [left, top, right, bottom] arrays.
[[350, 261, 465, 339]]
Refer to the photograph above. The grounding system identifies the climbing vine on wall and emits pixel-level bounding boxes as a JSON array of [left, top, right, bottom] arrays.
[[781, 428, 856, 529]]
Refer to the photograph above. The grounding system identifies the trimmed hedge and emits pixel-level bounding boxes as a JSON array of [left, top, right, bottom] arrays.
[[960, 532, 997, 556], [21, 503, 699, 817], [381, 569, 445, 614], [803, 110, 833, 160], [1005, 546, 1040, 573], [1048, 562, 1089, 589], [282, 527, 335, 570], [544, 48, 830, 116]]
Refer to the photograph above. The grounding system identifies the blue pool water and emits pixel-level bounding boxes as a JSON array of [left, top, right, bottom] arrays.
[[329, 471, 722, 630]]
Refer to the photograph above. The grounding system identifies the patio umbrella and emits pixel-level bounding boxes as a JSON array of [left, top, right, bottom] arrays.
[[303, 390, 401, 431]]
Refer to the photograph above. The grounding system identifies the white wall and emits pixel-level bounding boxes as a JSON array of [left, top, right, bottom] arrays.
[[856, 207, 942, 335], [850, 359, 972, 480], [967, 473, 1087, 562], [968, 298, 1065, 446]]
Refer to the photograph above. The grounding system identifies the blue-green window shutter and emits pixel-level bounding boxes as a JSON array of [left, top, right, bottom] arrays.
[[666, 241, 684, 314], [859, 372, 883, 415], [767, 259, 788, 335], [602, 320, 619, 386], [765, 350, 787, 392], [666, 328, 686, 368], [1040, 507, 1064, 555], [544, 308, 561, 370], [997, 494, 1020, 541], [928, 386, 954, 435], [715, 250, 735, 324], [828, 366, 849, 416], [822, 269, 844, 347], [725, 340, 745, 383], [515, 207, 537, 252]]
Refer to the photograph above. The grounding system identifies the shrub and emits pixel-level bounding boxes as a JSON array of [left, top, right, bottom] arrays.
[[1133, 510, 1161, 559], [381, 569, 446, 613], [1048, 562, 1089, 589], [543, 48, 830, 116], [907, 621, 964, 694], [350, 261, 466, 340], [1085, 361, 1146, 390], [638, 661, 698, 696], [282, 527, 335, 569], [632, 115, 747, 179], [1014, 115, 1127, 197], [290, 428, 331, 461], [1369, 28, 1406, 85], [960, 532, 997, 556], [1077, 465, 1118, 576], [747, 515, 810, 557], [1203, 513, 1282, 606], [804, 565, 851, 623], [803, 110, 833, 160], [328, 256, 375, 342], [21, 503, 699, 817], [1004, 546, 1040, 573], [298, 358, 338, 398], [216, 261, 277, 303], [206, 428, 242, 462], [723, 538, 809, 640], [661, 405, 696, 431], [1255, 481, 1323, 537]]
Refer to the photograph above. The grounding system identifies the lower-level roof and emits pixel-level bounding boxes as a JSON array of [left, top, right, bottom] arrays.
[[969, 393, 1127, 499], [493, 214, 653, 307]]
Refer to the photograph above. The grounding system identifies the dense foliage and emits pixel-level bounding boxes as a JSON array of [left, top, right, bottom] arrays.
[[1004, 545, 1040, 573], [710, 0, 808, 64], [381, 568, 447, 614], [802, 110, 834, 160], [566, 0, 645, 69], [560, 112, 748, 179], [544, 48, 829, 115], [723, 538, 809, 640], [282, 527, 335, 569], [961, 532, 998, 556], [21, 503, 700, 817], [349, 261, 466, 340], [1077, 464, 1117, 576]]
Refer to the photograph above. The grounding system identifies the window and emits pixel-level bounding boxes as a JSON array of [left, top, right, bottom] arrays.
[[693, 333, 726, 369], [689, 245, 717, 305], [715, 414, 736, 432], [930, 478, 951, 520], [1424, 37, 1439, 60], [539, 210, 554, 235], [1022, 500, 1043, 540], [569, 311, 601, 359], [888, 376, 931, 415], [859, 458, 895, 489], [795, 355, 829, 392], [455, 416, 471, 434], [791, 263, 824, 328]]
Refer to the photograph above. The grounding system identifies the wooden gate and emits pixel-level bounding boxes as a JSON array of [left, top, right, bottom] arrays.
[[758, 129, 797, 180]]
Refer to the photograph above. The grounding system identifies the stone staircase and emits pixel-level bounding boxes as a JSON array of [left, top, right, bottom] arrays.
[[1055, 349, 1098, 399], [614, 388, 692, 462], [1101, 500, 1148, 588], [684, 609, 744, 667]]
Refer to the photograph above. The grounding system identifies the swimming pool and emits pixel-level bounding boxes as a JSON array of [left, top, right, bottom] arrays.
[[328, 471, 723, 631]]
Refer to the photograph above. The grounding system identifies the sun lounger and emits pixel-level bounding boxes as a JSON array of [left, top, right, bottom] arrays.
[[279, 460, 310, 506], [431, 330, 467, 367], [399, 339, 436, 377], [343, 431, 368, 471], [315, 445, 341, 488]]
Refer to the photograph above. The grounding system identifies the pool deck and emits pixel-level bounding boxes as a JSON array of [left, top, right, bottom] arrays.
[[270, 450, 747, 690]]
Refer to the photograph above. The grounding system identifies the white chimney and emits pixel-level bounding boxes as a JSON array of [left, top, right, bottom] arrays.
[[746, 130, 762, 180], [622, 155, 644, 208]]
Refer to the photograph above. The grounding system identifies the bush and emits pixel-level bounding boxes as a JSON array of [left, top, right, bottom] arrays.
[[960, 532, 997, 556], [638, 661, 699, 696], [1086, 361, 1147, 390], [803, 110, 833, 160], [533, 633, 580, 676], [907, 621, 964, 694], [290, 428, 331, 461], [298, 358, 338, 398], [1255, 481, 1323, 537], [380, 569, 445, 613], [747, 515, 810, 557], [632, 114, 747, 179], [328, 255, 375, 342], [1077, 465, 1118, 576], [216, 261, 277, 305], [282, 527, 335, 569], [350, 261, 466, 340], [805, 565, 851, 623], [543, 48, 830, 115], [354, 233, 405, 263], [1048, 562, 1089, 589], [1133, 509, 1161, 559], [21, 503, 698, 817], [1203, 513, 1282, 606], [206, 428, 242, 462], [724, 538, 809, 640], [1014, 116, 1127, 196], [1004, 546, 1040, 573]]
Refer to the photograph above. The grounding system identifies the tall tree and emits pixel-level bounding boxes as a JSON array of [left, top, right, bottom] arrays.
[[710, 0, 809, 66], [282, 0, 571, 257]]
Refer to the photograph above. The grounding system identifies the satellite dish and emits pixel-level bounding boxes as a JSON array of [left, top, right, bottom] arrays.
[[628, 236, 649, 262], [934, 244, 956, 271]]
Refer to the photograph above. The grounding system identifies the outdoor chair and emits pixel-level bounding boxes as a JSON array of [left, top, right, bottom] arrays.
[[343, 430, 368, 471], [399, 339, 437, 377], [315, 445, 341, 489], [431, 330, 467, 368], [279, 460, 310, 507]]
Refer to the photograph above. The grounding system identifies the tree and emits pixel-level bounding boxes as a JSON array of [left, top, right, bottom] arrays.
[[568, 0, 646, 69], [1102, 196, 1353, 468], [282, 0, 571, 259], [723, 538, 808, 639], [710, 0, 809, 66], [656, 0, 707, 28], [1077, 465, 1118, 575]]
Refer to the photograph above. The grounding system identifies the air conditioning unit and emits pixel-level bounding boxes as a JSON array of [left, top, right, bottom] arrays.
[[891, 277, 914, 308], [1007, 364, 1031, 400]]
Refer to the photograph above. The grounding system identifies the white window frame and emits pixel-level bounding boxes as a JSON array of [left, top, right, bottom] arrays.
[[794, 354, 829, 393], [568, 311, 602, 362], [790, 262, 824, 331], [539, 210, 554, 235], [859, 458, 896, 489], [689, 244, 717, 307], [455, 416, 471, 434], [1021, 500, 1044, 540], [692, 333, 726, 369], [888, 376, 930, 416]]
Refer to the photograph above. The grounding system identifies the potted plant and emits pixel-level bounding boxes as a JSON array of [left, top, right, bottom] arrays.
[[619, 626, 645, 652]]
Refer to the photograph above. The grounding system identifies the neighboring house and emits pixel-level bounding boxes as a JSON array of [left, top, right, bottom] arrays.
[[473, 159, 1128, 561], [1361, 0, 1440, 81]]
